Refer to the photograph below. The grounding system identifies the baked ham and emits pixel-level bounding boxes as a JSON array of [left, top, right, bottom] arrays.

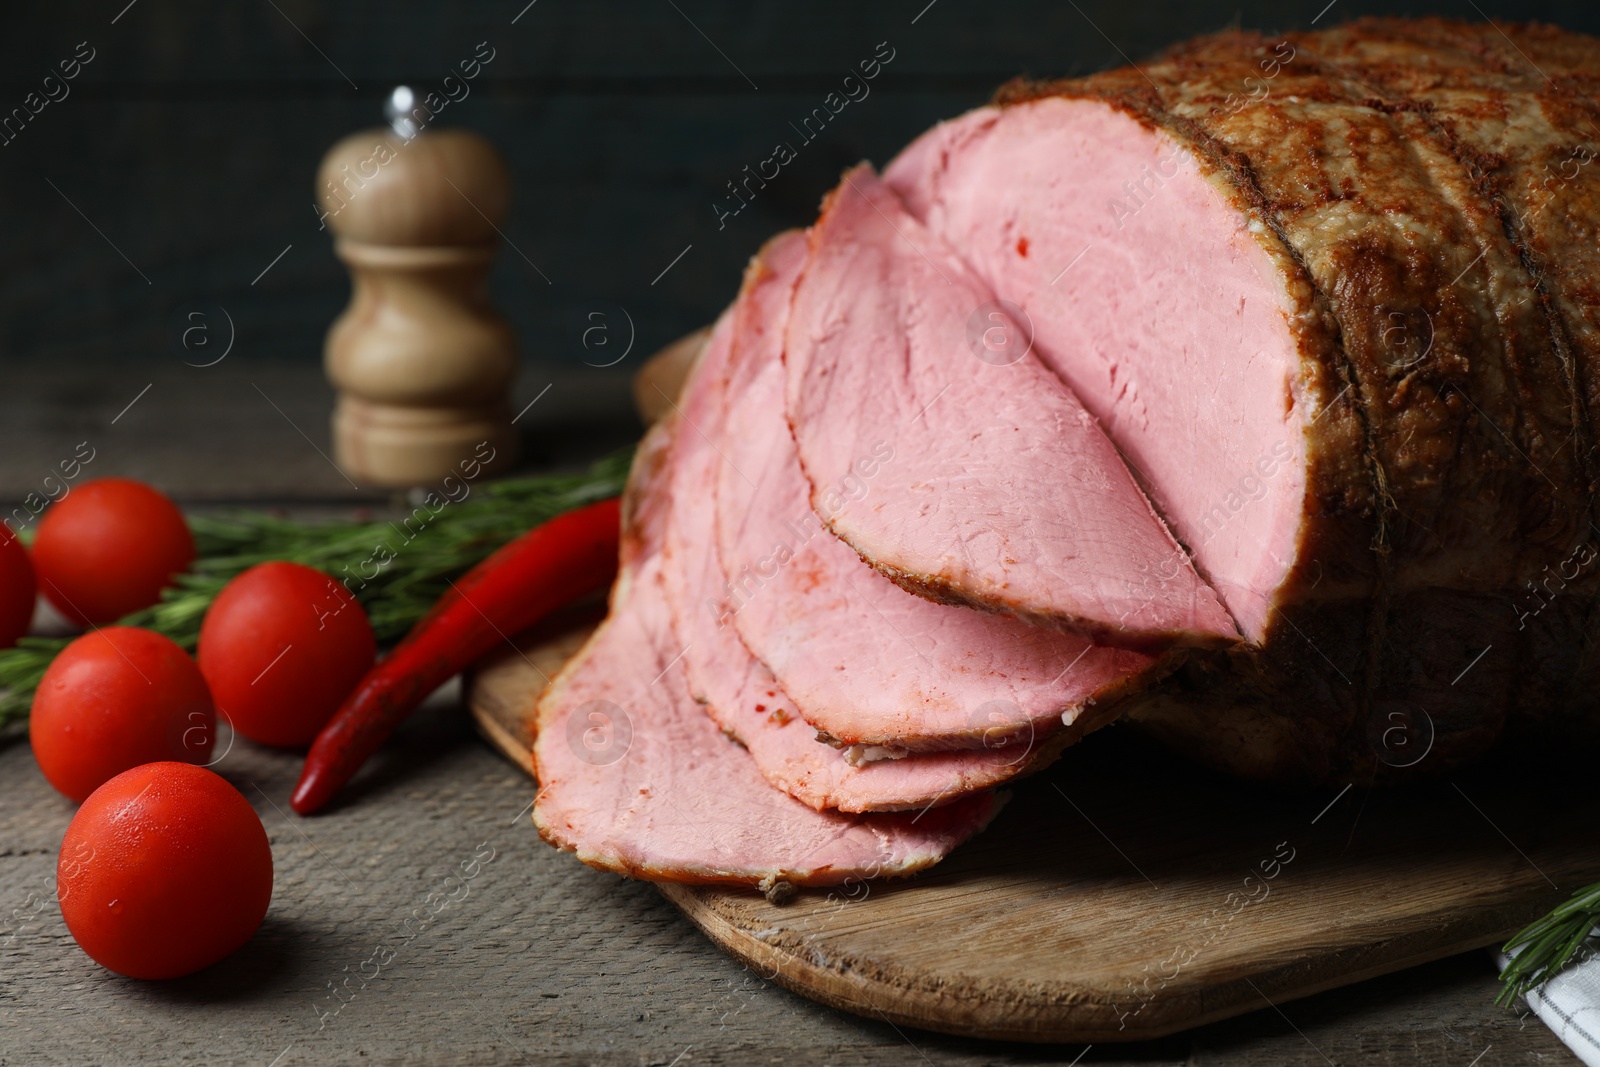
[[871, 17, 1600, 781], [534, 17, 1600, 887]]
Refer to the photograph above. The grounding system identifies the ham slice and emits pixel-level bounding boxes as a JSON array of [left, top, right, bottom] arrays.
[[661, 233, 1039, 811], [883, 102, 1309, 646], [782, 166, 1236, 651], [715, 231, 1160, 753], [533, 416, 999, 886]]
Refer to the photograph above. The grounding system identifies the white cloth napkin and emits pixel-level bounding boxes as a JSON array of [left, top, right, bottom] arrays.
[[1498, 935, 1600, 1066]]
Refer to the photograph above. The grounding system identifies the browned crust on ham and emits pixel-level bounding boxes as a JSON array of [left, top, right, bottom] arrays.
[[998, 19, 1600, 781], [1302, 17, 1600, 750]]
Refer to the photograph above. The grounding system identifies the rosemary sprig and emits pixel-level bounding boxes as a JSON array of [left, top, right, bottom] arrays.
[[0, 450, 632, 737], [1496, 880, 1600, 1007]]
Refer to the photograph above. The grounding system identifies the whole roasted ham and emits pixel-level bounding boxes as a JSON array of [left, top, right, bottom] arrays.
[[535, 18, 1600, 887]]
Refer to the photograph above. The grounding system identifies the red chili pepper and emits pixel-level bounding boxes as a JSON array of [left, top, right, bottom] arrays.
[[290, 497, 621, 815]]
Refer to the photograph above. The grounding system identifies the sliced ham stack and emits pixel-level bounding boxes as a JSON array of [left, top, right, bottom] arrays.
[[535, 18, 1600, 887], [532, 410, 1002, 887]]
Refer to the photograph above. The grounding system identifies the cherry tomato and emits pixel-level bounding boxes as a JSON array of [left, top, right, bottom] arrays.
[[32, 478, 195, 626], [198, 561, 376, 747], [57, 762, 273, 980], [0, 528, 35, 648], [30, 627, 215, 802]]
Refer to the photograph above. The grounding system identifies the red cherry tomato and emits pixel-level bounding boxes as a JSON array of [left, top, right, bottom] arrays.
[[57, 762, 273, 979], [198, 561, 376, 748], [0, 528, 35, 648], [32, 478, 195, 626], [30, 627, 215, 802]]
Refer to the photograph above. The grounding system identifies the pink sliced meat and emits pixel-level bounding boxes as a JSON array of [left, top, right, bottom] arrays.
[[715, 250, 1160, 753], [533, 424, 999, 887], [661, 233, 1034, 811], [782, 166, 1236, 651], [883, 102, 1308, 644]]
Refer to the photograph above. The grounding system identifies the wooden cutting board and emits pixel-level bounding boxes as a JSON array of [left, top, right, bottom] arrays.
[[466, 617, 1600, 1043]]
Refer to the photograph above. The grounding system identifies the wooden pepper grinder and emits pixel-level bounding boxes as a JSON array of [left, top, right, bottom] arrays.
[[318, 87, 519, 487]]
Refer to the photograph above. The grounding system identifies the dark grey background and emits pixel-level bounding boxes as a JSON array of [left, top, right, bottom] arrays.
[[3, 0, 1595, 379]]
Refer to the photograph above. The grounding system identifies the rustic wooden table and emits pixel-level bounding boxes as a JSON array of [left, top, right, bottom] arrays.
[[0, 358, 1579, 1065]]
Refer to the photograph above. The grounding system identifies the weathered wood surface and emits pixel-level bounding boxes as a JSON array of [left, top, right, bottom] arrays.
[[469, 622, 1600, 1046], [0, 357, 634, 503]]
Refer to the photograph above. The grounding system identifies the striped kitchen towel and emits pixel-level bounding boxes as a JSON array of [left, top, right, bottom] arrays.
[[1499, 937, 1600, 1067]]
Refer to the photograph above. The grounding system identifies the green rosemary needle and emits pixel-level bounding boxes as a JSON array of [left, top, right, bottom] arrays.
[[1497, 880, 1600, 1007]]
